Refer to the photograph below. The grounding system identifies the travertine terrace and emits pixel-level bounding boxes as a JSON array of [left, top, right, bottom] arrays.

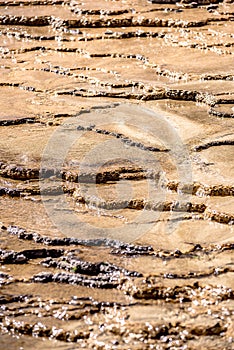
[[0, 0, 233, 349]]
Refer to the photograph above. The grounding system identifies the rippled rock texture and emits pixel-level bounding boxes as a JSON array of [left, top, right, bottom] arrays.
[[0, 0, 233, 349]]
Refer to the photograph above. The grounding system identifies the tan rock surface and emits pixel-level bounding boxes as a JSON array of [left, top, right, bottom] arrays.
[[0, 1, 233, 349]]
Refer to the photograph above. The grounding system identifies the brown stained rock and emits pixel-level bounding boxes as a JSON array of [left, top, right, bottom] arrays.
[[0, 1, 233, 349]]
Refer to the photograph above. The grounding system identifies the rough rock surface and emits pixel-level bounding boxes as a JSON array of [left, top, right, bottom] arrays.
[[0, 0, 233, 349]]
